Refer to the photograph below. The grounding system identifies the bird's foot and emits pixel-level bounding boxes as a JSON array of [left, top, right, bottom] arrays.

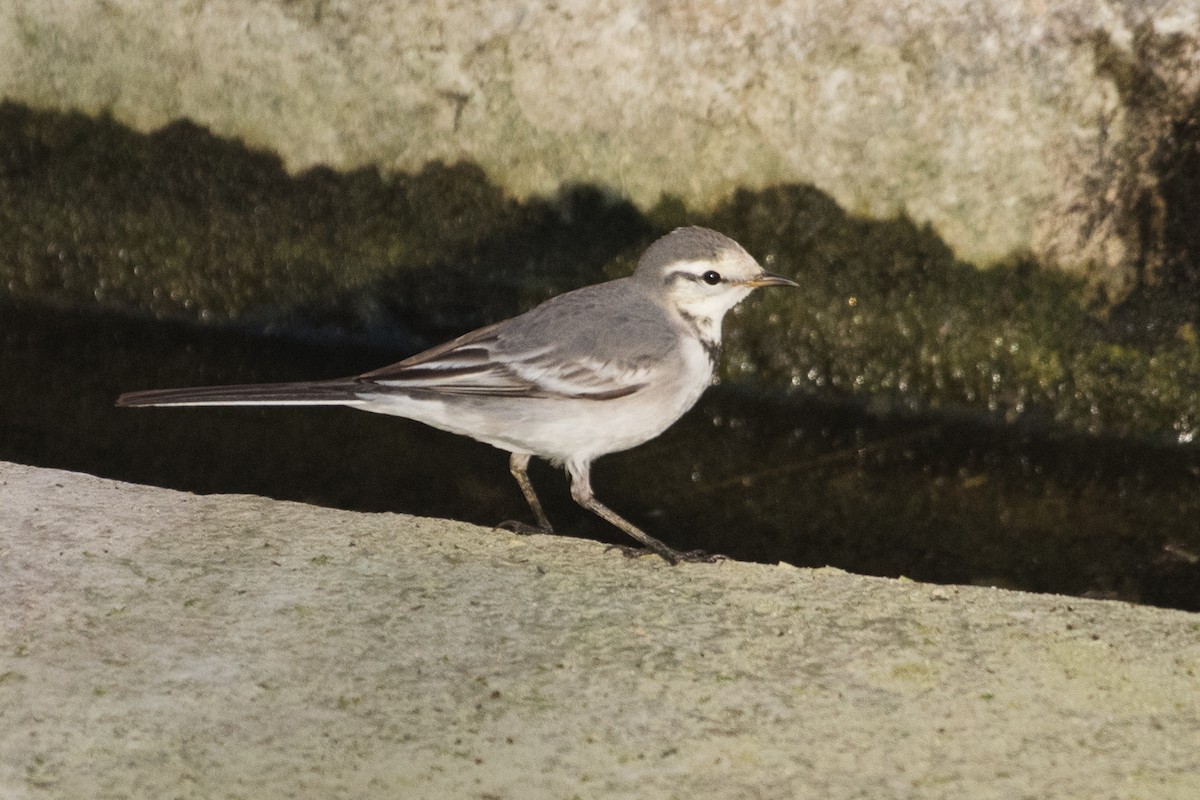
[[604, 543, 657, 560], [497, 520, 553, 536], [672, 548, 728, 564], [604, 543, 726, 565]]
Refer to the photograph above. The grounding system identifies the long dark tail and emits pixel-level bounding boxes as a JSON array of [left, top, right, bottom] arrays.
[[116, 380, 368, 407]]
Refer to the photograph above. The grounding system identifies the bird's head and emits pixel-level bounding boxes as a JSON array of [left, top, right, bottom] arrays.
[[634, 226, 798, 324]]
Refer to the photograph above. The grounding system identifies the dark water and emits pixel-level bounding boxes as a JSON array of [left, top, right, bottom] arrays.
[[4, 300, 1199, 611]]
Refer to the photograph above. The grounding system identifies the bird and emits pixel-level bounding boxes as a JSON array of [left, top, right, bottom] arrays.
[[117, 226, 798, 563]]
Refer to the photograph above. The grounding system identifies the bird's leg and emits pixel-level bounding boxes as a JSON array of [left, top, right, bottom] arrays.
[[566, 461, 718, 565], [499, 451, 554, 534]]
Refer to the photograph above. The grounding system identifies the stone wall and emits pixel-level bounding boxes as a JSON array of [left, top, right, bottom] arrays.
[[3, 0, 1197, 294]]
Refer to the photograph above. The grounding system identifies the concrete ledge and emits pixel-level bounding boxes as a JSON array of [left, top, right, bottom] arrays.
[[2, 460, 1198, 798]]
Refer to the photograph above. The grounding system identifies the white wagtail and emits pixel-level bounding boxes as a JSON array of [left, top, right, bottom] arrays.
[[117, 226, 798, 563]]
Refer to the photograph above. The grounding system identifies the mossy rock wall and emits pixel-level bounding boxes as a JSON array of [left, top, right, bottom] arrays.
[[2, 0, 1199, 293]]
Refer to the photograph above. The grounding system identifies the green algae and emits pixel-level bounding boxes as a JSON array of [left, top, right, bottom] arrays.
[[0, 102, 648, 337], [705, 185, 1200, 442]]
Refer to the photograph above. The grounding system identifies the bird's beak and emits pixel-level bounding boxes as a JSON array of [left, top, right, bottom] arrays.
[[744, 272, 800, 288]]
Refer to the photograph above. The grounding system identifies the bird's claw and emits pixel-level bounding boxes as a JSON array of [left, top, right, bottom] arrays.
[[678, 549, 727, 563], [604, 543, 655, 560], [604, 543, 726, 565], [497, 520, 553, 536]]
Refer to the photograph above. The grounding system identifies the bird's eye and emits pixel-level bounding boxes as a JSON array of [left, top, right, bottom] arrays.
[[701, 270, 722, 285]]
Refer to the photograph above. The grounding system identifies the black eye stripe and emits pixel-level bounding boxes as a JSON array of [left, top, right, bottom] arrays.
[[664, 269, 725, 286]]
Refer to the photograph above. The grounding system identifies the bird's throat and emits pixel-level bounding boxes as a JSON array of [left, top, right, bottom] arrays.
[[678, 310, 722, 365]]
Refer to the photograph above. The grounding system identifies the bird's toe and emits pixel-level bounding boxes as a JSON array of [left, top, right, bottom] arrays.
[[675, 548, 727, 564], [497, 520, 553, 535]]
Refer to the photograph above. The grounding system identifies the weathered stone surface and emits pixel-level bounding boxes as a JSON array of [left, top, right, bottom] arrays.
[[3, 460, 1199, 798], [2, 0, 1197, 290]]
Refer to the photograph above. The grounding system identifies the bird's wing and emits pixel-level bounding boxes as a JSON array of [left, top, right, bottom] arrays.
[[358, 282, 677, 400]]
